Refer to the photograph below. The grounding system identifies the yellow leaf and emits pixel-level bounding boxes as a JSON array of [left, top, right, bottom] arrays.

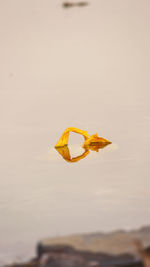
[[82, 134, 111, 149], [55, 127, 111, 149], [55, 127, 89, 147]]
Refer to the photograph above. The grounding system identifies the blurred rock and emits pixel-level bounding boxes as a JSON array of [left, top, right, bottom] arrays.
[[62, 2, 74, 8], [77, 2, 88, 7], [36, 243, 136, 267], [4, 226, 150, 267], [41, 226, 150, 256], [62, 2, 88, 8]]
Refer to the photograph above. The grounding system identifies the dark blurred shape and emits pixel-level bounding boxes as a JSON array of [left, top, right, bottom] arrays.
[[62, 2, 74, 8], [62, 2, 89, 8], [37, 243, 139, 267], [37, 244, 76, 259], [39, 253, 86, 267], [77, 2, 89, 7], [5, 242, 146, 267]]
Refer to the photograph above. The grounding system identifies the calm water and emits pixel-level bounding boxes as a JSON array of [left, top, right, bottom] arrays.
[[0, 0, 150, 264]]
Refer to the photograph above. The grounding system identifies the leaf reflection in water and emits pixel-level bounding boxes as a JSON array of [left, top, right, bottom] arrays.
[[55, 146, 90, 163], [55, 142, 111, 163]]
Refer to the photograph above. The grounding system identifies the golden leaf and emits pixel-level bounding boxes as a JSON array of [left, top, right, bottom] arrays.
[[82, 134, 111, 149], [55, 127, 111, 148], [55, 127, 89, 147]]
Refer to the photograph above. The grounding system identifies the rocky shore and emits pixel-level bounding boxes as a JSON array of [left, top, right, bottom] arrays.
[[5, 226, 150, 267]]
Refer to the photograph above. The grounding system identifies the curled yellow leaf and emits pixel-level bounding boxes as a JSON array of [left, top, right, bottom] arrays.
[[55, 127, 89, 147], [82, 133, 111, 149], [55, 127, 111, 148]]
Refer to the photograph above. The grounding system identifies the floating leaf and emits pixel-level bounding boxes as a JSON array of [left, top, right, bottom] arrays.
[[55, 127, 111, 148], [55, 128, 111, 162], [82, 133, 111, 149], [55, 127, 89, 147]]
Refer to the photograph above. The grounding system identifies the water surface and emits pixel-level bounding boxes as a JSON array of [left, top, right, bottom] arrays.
[[0, 0, 150, 264]]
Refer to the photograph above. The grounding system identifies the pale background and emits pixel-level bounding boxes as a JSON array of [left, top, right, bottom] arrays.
[[0, 0, 150, 264]]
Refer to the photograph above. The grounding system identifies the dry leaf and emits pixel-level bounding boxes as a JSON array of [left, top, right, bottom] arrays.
[[55, 127, 111, 148]]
